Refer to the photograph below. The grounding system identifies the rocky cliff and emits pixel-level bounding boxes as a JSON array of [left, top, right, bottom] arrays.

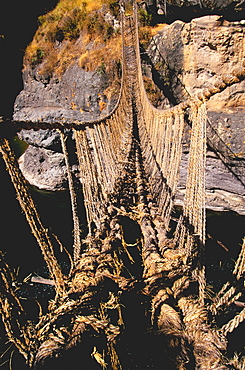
[[145, 14, 245, 213], [12, 1, 245, 214]]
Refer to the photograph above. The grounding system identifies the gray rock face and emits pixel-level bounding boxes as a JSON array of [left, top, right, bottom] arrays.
[[18, 129, 62, 151], [158, 0, 245, 8], [147, 16, 245, 108], [14, 13, 245, 215], [14, 60, 118, 192], [18, 146, 67, 191], [176, 149, 245, 214], [14, 63, 116, 123]]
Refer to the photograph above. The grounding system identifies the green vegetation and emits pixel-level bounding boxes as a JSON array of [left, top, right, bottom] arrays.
[[138, 8, 152, 26]]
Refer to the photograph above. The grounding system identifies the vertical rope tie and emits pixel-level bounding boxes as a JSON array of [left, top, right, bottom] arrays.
[[74, 129, 103, 231], [2, 4, 245, 368], [181, 101, 207, 255], [233, 237, 245, 280], [59, 130, 81, 263]]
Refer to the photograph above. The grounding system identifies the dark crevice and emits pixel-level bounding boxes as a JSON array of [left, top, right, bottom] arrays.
[[140, 46, 179, 106], [147, 2, 245, 25]]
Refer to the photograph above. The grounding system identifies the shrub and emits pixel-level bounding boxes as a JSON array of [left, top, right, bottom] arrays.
[[138, 8, 152, 27], [143, 76, 163, 106], [107, 0, 120, 17], [32, 48, 45, 65]]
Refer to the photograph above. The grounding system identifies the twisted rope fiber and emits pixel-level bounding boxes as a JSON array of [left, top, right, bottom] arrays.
[[127, 6, 228, 369], [0, 254, 37, 363], [210, 237, 245, 315], [233, 237, 245, 280], [0, 1, 245, 368], [0, 137, 65, 297], [221, 308, 245, 336], [59, 130, 81, 263], [0, 10, 218, 370]]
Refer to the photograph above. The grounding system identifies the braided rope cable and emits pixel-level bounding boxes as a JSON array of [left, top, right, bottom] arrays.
[[221, 308, 245, 336], [210, 286, 242, 315], [73, 10, 136, 229], [0, 138, 65, 296], [178, 296, 227, 369], [233, 237, 245, 280], [59, 130, 81, 263]]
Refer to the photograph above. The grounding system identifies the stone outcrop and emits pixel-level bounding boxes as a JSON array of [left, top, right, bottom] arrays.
[[18, 145, 67, 191], [16, 129, 80, 191], [147, 15, 245, 108], [13, 11, 245, 214], [14, 63, 116, 124]]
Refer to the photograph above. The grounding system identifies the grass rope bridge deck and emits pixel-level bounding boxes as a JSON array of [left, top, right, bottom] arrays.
[[0, 1, 245, 368]]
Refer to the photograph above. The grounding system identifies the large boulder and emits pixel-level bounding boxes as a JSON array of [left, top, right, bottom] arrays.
[[18, 145, 67, 191]]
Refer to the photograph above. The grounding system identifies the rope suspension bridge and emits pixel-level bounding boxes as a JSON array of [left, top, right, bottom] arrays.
[[0, 1, 245, 368]]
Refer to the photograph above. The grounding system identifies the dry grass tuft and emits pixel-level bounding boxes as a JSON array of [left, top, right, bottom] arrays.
[[24, 0, 121, 78], [24, 0, 159, 79], [24, 0, 164, 104], [79, 35, 121, 72], [143, 75, 163, 106]]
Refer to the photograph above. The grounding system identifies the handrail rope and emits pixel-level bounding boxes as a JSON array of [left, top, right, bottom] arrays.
[[59, 130, 82, 263], [0, 2, 208, 279], [233, 237, 245, 280], [72, 5, 139, 229], [0, 3, 245, 367], [0, 0, 243, 304], [0, 137, 65, 296], [131, 3, 207, 258], [208, 237, 245, 315]]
